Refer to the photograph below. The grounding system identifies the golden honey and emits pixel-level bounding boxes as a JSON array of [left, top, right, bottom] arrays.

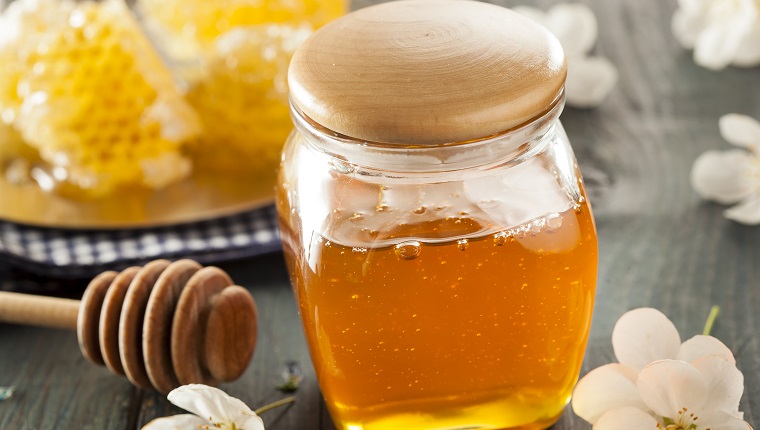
[[0, 0, 198, 197], [279, 195, 597, 429]]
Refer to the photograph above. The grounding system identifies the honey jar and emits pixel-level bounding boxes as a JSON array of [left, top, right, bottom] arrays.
[[276, 1, 598, 429]]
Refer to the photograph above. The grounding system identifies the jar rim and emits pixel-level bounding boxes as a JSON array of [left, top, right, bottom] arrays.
[[289, 90, 565, 174]]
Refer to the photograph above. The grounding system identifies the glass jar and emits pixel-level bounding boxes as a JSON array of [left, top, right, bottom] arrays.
[[276, 1, 598, 429]]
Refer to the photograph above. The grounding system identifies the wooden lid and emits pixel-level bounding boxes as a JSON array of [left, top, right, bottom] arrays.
[[289, 0, 566, 145]]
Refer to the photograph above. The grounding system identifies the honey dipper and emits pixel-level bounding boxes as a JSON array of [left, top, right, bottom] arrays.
[[0, 259, 258, 393]]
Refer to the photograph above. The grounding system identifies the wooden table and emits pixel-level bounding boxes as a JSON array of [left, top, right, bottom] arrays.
[[1, 0, 759, 428]]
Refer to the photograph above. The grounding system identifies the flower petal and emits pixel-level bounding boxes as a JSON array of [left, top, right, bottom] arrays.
[[167, 384, 255, 424], [677, 335, 736, 365], [564, 55, 618, 108], [690, 149, 756, 204], [546, 3, 598, 56], [719, 114, 760, 151], [693, 14, 754, 70], [593, 407, 658, 430], [637, 359, 707, 418], [698, 410, 752, 430], [691, 355, 744, 414], [671, 5, 709, 49], [733, 24, 760, 67], [612, 308, 681, 371], [725, 194, 760, 225], [572, 363, 647, 424], [237, 414, 266, 430], [141, 414, 208, 430]]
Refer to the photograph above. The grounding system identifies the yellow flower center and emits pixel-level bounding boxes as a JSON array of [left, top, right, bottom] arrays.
[[197, 420, 240, 429], [656, 408, 704, 430]]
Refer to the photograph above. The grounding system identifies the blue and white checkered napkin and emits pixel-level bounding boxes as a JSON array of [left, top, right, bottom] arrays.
[[0, 205, 281, 278]]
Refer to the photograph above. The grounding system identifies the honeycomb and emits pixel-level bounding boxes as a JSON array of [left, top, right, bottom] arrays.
[[0, 0, 62, 123], [0, 0, 199, 197], [138, 0, 346, 57], [185, 25, 311, 174]]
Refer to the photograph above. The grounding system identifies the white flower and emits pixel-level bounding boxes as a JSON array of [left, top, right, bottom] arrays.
[[594, 356, 751, 430], [571, 308, 749, 429], [513, 3, 618, 108], [142, 384, 265, 430], [691, 114, 760, 225], [593, 358, 748, 430], [672, 0, 760, 70]]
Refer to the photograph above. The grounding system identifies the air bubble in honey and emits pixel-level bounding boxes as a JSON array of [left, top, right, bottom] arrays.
[[349, 212, 365, 222], [395, 241, 421, 260], [546, 213, 563, 231], [361, 228, 379, 238], [457, 239, 469, 251], [493, 231, 508, 246], [413, 206, 426, 214], [515, 225, 529, 239]]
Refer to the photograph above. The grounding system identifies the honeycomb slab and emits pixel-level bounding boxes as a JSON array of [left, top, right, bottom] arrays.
[[0, 0, 199, 197]]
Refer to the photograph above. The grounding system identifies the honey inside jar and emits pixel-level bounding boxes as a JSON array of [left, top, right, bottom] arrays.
[[280, 202, 596, 429], [277, 116, 598, 429]]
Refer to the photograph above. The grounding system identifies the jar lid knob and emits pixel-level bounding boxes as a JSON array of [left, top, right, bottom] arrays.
[[288, 0, 567, 145]]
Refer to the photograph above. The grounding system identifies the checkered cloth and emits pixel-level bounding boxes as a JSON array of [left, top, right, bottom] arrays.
[[0, 205, 281, 278]]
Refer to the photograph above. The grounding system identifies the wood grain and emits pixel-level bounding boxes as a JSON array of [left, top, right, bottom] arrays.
[[171, 266, 232, 386], [1, 0, 760, 429], [143, 259, 201, 393], [289, 0, 566, 144], [204, 285, 258, 382], [119, 260, 171, 390], [99, 267, 140, 376], [77, 270, 117, 366], [0, 291, 80, 329], [0, 259, 258, 395]]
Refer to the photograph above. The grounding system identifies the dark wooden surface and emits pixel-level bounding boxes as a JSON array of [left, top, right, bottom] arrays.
[[2, 0, 760, 428]]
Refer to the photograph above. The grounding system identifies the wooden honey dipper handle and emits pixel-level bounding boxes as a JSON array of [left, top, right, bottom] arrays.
[[0, 291, 80, 329], [0, 259, 258, 394]]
